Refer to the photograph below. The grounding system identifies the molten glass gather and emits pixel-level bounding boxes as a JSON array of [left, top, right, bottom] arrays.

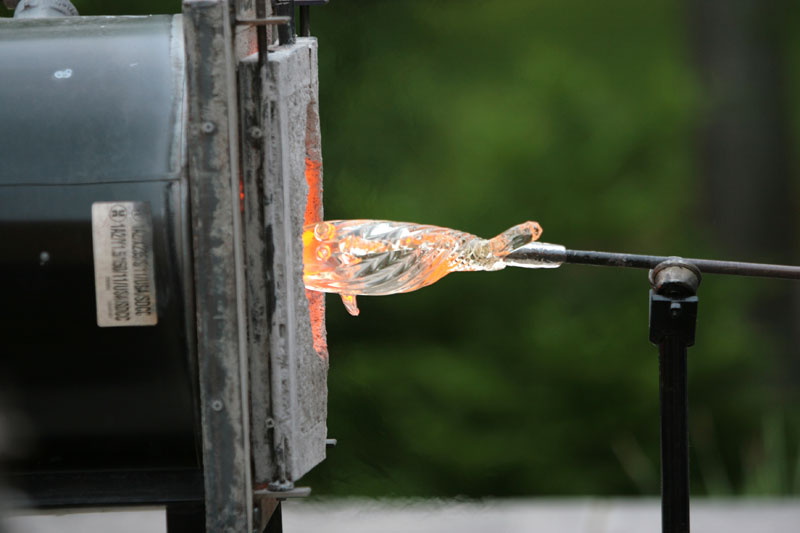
[[303, 219, 542, 316]]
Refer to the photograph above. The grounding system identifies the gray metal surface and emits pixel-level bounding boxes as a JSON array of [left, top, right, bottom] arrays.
[[0, 16, 184, 185], [238, 55, 277, 489], [183, 1, 252, 530], [0, 14, 199, 483], [259, 36, 329, 486]]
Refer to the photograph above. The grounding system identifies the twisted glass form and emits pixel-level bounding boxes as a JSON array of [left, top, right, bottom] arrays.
[[303, 220, 542, 315]]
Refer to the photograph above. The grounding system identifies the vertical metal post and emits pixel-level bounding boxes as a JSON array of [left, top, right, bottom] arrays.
[[658, 335, 690, 533], [298, 4, 310, 36], [256, 0, 270, 66], [649, 260, 700, 533], [275, 1, 295, 44], [183, 1, 253, 531]]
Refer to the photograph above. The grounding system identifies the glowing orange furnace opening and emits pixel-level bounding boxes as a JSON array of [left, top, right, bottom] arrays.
[[304, 155, 327, 358]]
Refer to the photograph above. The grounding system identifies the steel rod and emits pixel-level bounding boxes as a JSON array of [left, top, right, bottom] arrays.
[[275, 1, 295, 45], [563, 249, 800, 280], [299, 5, 310, 36]]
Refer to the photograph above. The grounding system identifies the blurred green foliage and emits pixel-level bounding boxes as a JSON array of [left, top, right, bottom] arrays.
[[19, 0, 798, 498], [309, 0, 800, 498]]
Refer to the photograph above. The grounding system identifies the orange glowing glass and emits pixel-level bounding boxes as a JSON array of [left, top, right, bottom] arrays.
[[303, 220, 543, 315]]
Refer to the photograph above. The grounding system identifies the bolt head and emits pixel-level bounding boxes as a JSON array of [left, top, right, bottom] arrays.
[[649, 258, 701, 297]]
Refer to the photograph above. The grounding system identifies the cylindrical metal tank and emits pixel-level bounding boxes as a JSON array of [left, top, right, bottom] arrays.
[[0, 14, 199, 491]]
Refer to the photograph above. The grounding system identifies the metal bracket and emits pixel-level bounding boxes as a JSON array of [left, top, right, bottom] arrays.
[[252, 484, 311, 532], [236, 16, 291, 26], [649, 259, 700, 347], [649, 293, 699, 347], [254, 486, 312, 499]]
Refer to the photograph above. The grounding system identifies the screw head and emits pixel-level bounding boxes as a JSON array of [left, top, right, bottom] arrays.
[[211, 399, 223, 412], [201, 121, 216, 134]]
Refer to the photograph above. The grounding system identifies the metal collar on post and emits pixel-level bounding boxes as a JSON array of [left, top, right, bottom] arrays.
[[648, 259, 700, 347], [649, 258, 702, 298]]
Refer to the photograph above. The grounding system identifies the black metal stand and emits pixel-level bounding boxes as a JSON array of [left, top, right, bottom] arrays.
[[649, 260, 700, 533], [506, 243, 800, 530]]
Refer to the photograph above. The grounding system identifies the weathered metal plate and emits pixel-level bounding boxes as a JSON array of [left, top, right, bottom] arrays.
[[91, 201, 158, 327], [260, 37, 329, 484], [183, 0, 253, 530]]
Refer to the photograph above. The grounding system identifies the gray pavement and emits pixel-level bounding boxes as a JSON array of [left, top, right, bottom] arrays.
[[4, 499, 800, 532], [283, 499, 800, 533]]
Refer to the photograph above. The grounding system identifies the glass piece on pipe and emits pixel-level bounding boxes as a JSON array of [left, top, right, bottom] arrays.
[[303, 220, 543, 316]]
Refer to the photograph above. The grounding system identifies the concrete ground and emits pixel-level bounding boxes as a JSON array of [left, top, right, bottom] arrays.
[[5, 498, 800, 532]]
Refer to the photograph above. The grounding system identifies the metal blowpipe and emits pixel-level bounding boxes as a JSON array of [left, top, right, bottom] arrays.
[[302, 219, 800, 316], [504, 243, 800, 280]]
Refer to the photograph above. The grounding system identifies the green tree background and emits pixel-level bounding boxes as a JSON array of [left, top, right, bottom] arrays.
[[16, 0, 799, 497]]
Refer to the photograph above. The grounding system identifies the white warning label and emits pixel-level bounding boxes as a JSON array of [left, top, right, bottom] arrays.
[[91, 202, 158, 327]]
